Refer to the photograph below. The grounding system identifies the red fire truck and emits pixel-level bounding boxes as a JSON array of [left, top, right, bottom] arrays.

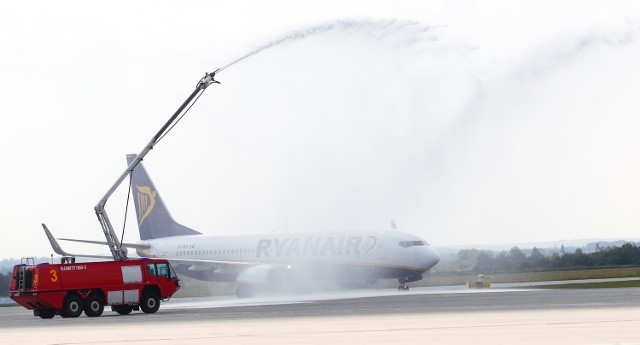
[[8, 71, 217, 319], [9, 257, 180, 318]]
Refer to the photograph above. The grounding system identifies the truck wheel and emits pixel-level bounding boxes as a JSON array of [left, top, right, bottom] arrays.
[[84, 295, 104, 317], [61, 295, 83, 318], [113, 305, 133, 315], [36, 309, 55, 319], [140, 291, 160, 313]]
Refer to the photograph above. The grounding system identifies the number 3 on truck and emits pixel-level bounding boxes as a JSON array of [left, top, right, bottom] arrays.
[[50, 269, 58, 282]]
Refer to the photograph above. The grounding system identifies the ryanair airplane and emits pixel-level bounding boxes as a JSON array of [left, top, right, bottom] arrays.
[[49, 155, 440, 298]]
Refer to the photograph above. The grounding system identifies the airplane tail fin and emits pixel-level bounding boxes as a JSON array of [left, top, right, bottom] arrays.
[[127, 154, 201, 240]]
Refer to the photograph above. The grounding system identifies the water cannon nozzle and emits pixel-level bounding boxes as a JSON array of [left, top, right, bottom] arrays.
[[198, 70, 221, 89]]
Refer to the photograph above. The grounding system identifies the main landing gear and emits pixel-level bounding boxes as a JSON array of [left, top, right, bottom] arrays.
[[398, 283, 410, 291]]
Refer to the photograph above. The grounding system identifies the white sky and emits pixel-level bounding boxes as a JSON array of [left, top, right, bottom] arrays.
[[2, 0, 640, 259]]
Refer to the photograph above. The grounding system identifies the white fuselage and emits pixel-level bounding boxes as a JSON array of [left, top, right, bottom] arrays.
[[137, 229, 440, 285]]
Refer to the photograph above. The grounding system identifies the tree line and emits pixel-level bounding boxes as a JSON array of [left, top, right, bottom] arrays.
[[0, 272, 9, 297], [457, 243, 640, 273]]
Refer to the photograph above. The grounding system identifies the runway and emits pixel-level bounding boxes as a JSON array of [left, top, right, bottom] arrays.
[[1, 287, 640, 344]]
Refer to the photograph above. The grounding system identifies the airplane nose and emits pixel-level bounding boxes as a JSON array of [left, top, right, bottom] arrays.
[[422, 246, 440, 270]]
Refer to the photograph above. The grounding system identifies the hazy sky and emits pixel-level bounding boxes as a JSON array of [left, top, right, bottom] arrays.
[[2, 1, 640, 259]]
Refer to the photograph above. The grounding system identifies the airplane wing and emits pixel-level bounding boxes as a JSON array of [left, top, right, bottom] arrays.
[[160, 257, 257, 266], [43, 224, 263, 276], [139, 254, 260, 273], [58, 237, 151, 250], [42, 223, 113, 259]]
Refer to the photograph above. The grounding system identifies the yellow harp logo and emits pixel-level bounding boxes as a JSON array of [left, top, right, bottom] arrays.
[[136, 185, 156, 225]]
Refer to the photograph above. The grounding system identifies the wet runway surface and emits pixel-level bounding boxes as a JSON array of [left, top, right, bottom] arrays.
[[2, 287, 640, 344], [3, 286, 640, 324]]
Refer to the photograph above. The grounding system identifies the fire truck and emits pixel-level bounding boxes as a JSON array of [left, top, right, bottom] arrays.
[[9, 71, 219, 319], [10, 257, 180, 318]]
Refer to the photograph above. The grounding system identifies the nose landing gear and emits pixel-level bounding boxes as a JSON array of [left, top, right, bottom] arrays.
[[397, 273, 423, 292]]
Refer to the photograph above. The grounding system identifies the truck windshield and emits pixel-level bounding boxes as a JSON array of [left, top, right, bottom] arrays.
[[147, 263, 177, 279]]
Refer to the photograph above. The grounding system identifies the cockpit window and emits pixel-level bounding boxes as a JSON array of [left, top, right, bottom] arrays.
[[399, 240, 428, 248]]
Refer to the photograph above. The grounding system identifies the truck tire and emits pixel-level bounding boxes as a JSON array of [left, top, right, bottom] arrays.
[[61, 295, 83, 318], [84, 295, 104, 317], [113, 305, 133, 315], [140, 291, 160, 313]]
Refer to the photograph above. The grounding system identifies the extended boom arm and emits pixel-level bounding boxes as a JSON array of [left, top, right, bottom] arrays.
[[95, 71, 220, 261]]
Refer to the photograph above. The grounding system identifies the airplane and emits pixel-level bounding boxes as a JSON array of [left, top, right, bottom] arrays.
[[46, 154, 440, 297]]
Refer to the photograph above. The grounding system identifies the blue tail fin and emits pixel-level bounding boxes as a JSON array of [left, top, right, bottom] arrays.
[[127, 154, 201, 240]]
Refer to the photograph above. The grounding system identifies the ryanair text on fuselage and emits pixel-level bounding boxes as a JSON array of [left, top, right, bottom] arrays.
[[256, 235, 378, 258]]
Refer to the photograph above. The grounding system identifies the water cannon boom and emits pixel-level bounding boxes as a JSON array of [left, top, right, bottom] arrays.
[[95, 71, 220, 261]]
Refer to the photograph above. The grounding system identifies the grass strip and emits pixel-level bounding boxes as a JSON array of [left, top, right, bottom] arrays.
[[532, 280, 640, 289]]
